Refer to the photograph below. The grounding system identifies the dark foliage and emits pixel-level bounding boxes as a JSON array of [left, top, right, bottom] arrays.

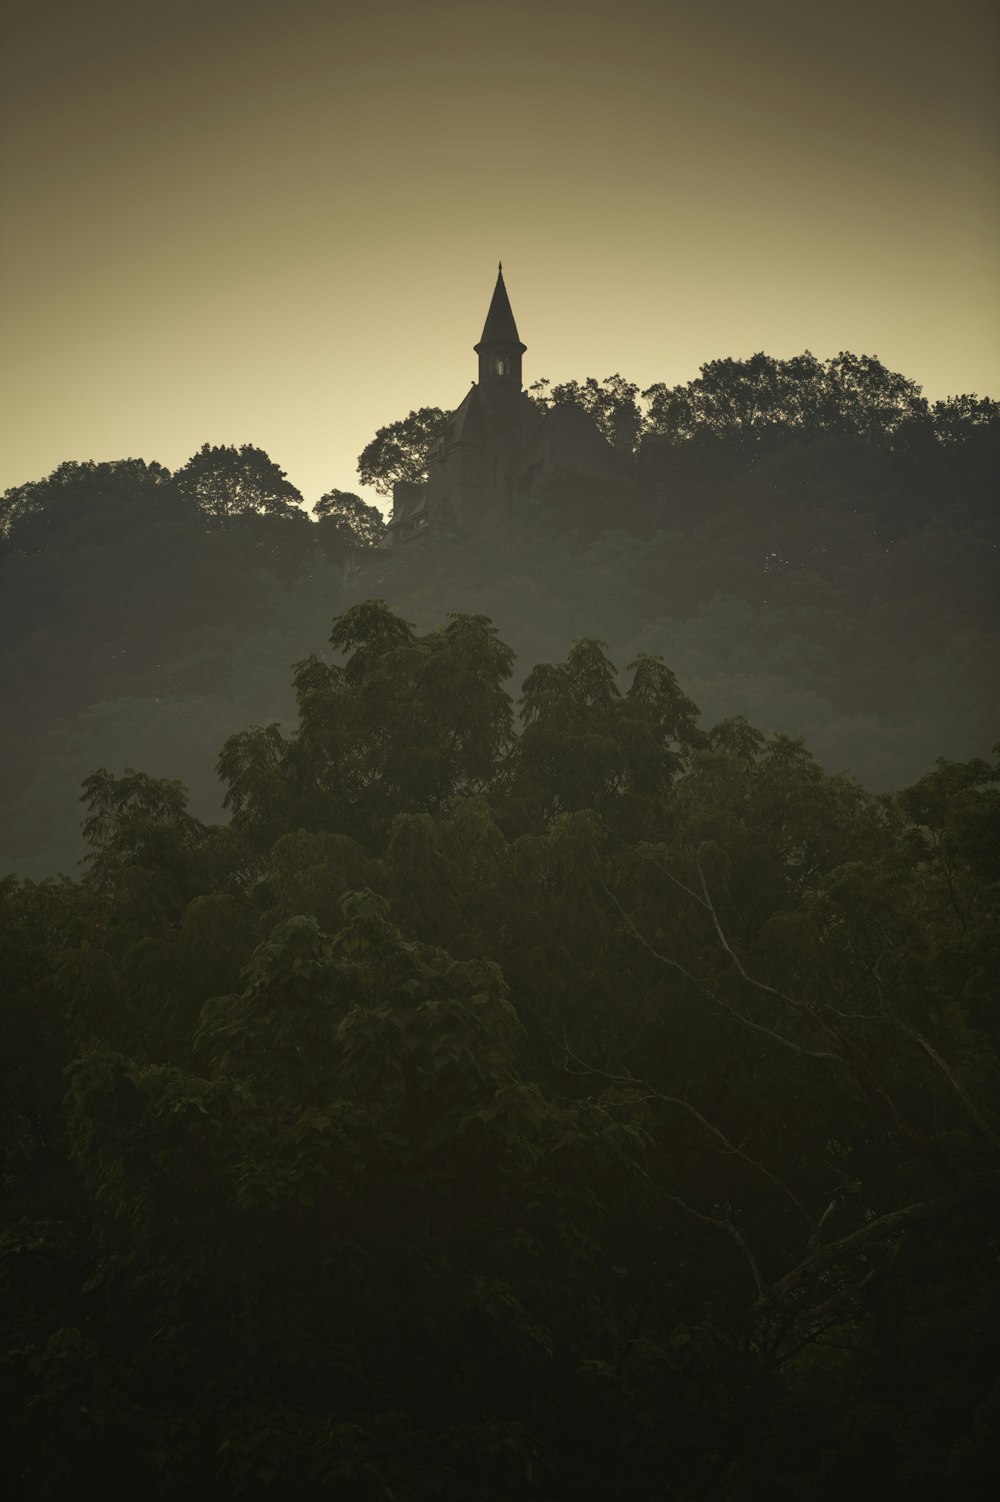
[[356, 407, 449, 496], [313, 490, 387, 553], [1, 357, 996, 1490], [174, 443, 304, 522], [4, 354, 997, 881], [2, 594, 998, 1498]]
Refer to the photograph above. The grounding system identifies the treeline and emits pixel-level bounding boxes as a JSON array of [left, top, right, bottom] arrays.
[[1, 351, 997, 879], [353, 355, 998, 800], [358, 350, 1000, 496], [3, 601, 998, 1498], [0, 450, 382, 876]]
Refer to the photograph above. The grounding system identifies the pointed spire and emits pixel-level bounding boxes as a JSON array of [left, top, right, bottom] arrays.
[[478, 265, 523, 348]]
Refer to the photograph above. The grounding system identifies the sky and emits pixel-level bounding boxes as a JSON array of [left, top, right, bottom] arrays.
[[2, 0, 998, 512]]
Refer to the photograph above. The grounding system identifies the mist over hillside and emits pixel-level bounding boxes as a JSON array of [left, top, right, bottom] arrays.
[[2, 360, 997, 879]]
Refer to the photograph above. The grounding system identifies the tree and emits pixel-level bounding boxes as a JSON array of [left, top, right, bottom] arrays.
[[510, 637, 705, 830], [217, 601, 517, 850], [356, 407, 447, 496], [174, 443, 303, 521], [527, 464, 644, 545], [0, 459, 184, 555], [929, 392, 1000, 444], [8, 888, 651, 1498], [312, 489, 386, 551], [642, 351, 929, 448], [528, 373, 642, 453], [4, 602, 999, 1499]]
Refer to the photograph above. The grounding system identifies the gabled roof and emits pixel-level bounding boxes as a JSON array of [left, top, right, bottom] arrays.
[[476, 265, 525, 349], [509, 402, 620, 479], [389, 481, 428, 530], [446, 385, 485, 445]]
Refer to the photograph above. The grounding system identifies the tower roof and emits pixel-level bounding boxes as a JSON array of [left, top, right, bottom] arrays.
[[476, 264, 525, 350]]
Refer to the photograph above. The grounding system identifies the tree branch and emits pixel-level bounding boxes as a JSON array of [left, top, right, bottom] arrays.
[[605, 1135, 767, 1300], [766, 1171, 1000, 1304], [561, 1036, 812, 1229], [894, 1019, 1000, 1150], [597, 879, 846, 1065], [691, 860, 953, 1170]]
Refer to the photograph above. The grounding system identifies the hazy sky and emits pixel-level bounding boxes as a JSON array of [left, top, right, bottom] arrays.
[[2, 0, 997, 511]]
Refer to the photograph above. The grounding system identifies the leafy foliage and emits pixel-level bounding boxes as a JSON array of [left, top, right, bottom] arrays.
[[356, 407, 448, 496], [312, 489, 387, 552], [218, 602, 516, 852], [2, 593, 998, 1497], [4, 353, 997, 880], [528, 374, 643, 452], [0, 459, 186, 554], [2, 350, 997, 1490], [641, 351, 931, 446], [175, 442, 305, 521]]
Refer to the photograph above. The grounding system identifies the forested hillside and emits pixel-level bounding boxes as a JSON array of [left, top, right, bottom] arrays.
[[1, 353, 998, 880], [3, 353, 997, 1490], [3, 599, 998, 1498], [0, 449, 378, 877]]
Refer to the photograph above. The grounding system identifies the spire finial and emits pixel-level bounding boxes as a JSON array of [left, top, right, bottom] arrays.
[[475, 261, 526, 365], [498, 259, 503, 273]]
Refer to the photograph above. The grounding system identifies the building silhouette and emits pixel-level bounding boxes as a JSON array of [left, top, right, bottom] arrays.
[[388, 265, 618, 544]]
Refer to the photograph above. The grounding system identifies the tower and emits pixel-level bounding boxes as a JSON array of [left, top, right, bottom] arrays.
[[474, 262, 527, 388], [471, 263, 534, 471], [387, 261, 616, 548]]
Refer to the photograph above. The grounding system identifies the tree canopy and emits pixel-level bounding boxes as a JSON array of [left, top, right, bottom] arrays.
[[0, 458, 187, 555], [2, 349, 998, 885], [356, 406, 448, 495], [3, 598, 998, 1498], [528, 373, 643, 452], [175, 442, 305, 521], [524, 353, 999, 457], [312, 488, 387, 552]]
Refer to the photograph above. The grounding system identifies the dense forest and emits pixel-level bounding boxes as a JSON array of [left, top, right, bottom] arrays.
[[1, 354, 997, 881], [2, 353, 998, 1496]]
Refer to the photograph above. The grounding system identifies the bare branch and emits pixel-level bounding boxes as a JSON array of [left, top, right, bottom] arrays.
[[807, 1197, 837, 1251], [768, 1228, 914, 1364], [846, 933, 1000, 1150], [598, 879, 847, 1065], [695, 859, 847, 1047], [691, 860, 954, 1171], [620, 837, 710, 909], [606, 1136, 767, 1299], [767, 1171, 1000, 1304], [894, 1019, 1000, 1148], [560, 1035, 813, 1229]]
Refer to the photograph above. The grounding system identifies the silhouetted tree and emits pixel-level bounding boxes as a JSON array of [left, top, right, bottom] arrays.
[[356, 406, 447, 495], [3, 351, 997, 888], [929, 392, 1000, 444], [528, 373, 643, 453], [175, 442, 303, 521], [312, 488, 386, 551], [0, 458, 184, 554], [642, 351, 929, 447]]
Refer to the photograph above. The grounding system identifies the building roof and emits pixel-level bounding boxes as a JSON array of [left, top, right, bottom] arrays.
[[388, 480, 428, 532], [443, 385, 485, 445], [509, 402, 620, 480], [476, 265, 525, 350]]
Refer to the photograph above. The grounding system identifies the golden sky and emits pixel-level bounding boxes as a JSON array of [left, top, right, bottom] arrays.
[[2, 0, 998, 512]]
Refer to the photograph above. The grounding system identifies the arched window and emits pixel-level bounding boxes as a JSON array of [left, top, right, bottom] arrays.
[[494, 356, 508, 377]]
